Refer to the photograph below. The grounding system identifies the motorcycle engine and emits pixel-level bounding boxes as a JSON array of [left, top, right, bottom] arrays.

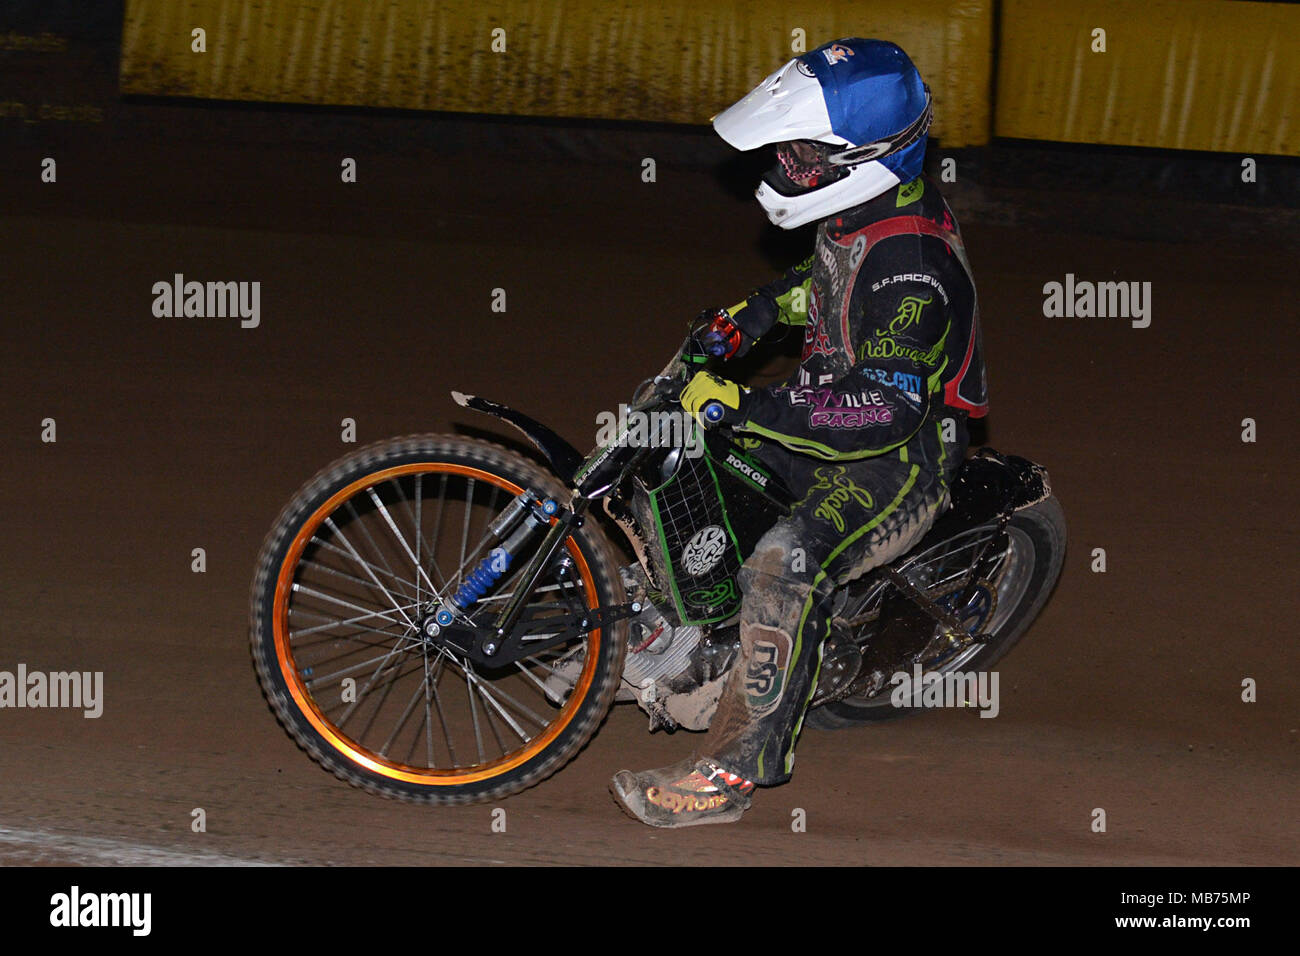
[[543, 564, 740, 730], [623, 616, 702, 690]]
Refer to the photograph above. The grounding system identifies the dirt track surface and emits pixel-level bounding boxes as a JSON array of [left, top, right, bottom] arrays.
[[0, 137, 1296, 866]]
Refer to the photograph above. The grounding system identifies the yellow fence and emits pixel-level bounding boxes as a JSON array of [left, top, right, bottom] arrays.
[[119, 0, 1299, 155], [119, 0, 994, 146], [996, 0, 1298, 155]]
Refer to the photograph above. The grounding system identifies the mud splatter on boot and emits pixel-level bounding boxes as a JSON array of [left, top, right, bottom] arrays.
[[609, 756, 754, 828]]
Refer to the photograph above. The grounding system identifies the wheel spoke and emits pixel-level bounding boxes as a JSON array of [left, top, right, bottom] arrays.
[[334, 653, 423, 733], [306, 538, 420, 597], [323, 517, 417, 628], [380, 675, 429, 758], [304, 640, 418, 691], [479, 688, 510, 754], [425, 473, 449, 590], [368, 485, 441, 599], [452, 658, 538, 739], [347, 653, 421, 740], [422, 649, 435, 768], [344, 500, 417, 605], [522, 652, 573, 678], [413, 475, 422, 606], [289, 604, 415, 640], [291, 582, 415, 630], [291, 581, 406, 618], [465, 662, 489, 763], [514, 658, 561, 697], [455, 478, 476, 590], [428, 652, 457, 766], [333, 632, 421, 728]]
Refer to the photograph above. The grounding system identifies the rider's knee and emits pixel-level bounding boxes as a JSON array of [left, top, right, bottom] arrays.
[[739, 529, 821, 597]]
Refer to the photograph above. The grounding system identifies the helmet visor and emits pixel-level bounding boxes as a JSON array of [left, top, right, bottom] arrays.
[[764, 140, 849, 197]]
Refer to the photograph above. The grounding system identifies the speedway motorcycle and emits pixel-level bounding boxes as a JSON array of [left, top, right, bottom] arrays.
[[249, 325, 1066, 803]]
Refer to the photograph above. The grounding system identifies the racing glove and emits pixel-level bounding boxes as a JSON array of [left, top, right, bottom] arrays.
[[680, 371, 749, 427]]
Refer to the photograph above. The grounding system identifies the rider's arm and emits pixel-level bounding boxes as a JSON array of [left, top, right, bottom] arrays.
[[731, 278, 953, 460], [731, 377, 932, 461], [711, 254, 815, 358]]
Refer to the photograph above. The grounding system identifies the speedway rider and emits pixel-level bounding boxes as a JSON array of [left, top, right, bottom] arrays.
[[610, 38, 988, 827]]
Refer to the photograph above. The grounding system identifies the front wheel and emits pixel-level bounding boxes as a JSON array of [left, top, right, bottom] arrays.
[[249, 435, 627, 803], [808, 494, 1066, 728]]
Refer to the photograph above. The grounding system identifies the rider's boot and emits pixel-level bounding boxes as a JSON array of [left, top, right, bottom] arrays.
[[609, 756, 754, 828]]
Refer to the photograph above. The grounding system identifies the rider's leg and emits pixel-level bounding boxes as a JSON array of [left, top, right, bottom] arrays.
[[700, 448, 947, 786], [609, 425, 960, 826]]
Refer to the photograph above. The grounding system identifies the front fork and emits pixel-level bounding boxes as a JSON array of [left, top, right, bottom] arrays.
[[488, 496, 588, 651], [426, 492, 639, 665]]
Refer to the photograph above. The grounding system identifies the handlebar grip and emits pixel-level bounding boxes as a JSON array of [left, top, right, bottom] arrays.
[[700, 332, 729, 358], [701, 401, 726, 425]]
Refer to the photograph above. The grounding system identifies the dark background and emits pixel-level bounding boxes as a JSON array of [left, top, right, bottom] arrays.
[[0, 1, 1295, 867]]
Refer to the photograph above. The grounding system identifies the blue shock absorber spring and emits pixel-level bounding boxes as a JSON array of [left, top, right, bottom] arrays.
[[452, 549, 512, 610]]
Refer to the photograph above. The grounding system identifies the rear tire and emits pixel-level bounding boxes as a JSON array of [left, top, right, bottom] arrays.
[[807, 495, 1066, 729]]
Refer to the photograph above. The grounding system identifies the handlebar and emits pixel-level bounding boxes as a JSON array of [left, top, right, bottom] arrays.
[[633, 321, 732, 420], [575, 325, 727, 498], [701, 401, 727, 424], [698, 330, 732, 358]]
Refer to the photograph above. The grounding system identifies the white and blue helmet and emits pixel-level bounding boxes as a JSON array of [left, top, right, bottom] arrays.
[[713, 38, 932, 229]]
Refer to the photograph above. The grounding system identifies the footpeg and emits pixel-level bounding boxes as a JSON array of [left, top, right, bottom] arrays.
[[635, 678, 679, 732]]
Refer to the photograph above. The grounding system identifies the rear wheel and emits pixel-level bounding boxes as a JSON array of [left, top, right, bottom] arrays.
[[249, 435, 627, 803], [808, 495, 1066, 728]]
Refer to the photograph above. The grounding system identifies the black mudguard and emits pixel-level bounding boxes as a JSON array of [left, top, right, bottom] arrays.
[[451, 391, 584, 485], [917, 447, 1054, 549]]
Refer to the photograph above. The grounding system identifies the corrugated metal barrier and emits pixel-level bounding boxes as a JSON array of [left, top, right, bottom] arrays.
[[995, 0, 1297, 155], [118, 0, 1297, 155], [119, 0, 994, 147]]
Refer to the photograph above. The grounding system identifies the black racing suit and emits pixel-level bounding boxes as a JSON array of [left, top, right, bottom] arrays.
[[697, 175, 988, 784]]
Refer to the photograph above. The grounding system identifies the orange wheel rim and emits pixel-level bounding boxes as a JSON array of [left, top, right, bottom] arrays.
[[272, 462, 601, 786]]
